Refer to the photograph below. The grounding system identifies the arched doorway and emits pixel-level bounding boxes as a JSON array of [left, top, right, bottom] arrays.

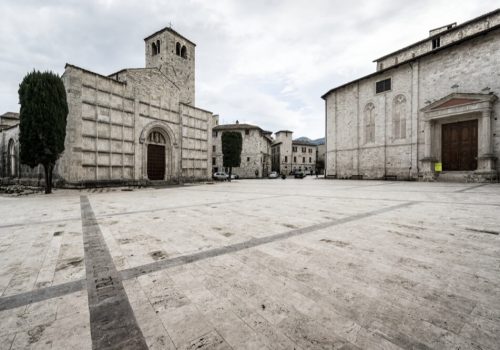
[[147, 130, 166, 180], [7, 139, 16, 177]]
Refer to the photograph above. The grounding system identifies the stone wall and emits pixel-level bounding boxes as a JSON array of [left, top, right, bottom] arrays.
[[325, 27, 500, 181]]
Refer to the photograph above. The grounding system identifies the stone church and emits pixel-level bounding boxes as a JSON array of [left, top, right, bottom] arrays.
[[1, 27, 215, 185], [322, 9, 500, 182]]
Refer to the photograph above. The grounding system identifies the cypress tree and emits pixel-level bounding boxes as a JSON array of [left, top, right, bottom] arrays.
[[18, 71, 68, 194], [221, 131, 242, 182]]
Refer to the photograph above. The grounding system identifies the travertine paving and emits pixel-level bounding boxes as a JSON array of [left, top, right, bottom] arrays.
[[0, 178, 499, 349]]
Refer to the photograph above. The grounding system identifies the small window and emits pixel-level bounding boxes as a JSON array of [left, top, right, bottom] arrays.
[[156, 40, 161, 54], [302, 157, 305, 163], [432, 37, 441, 49], [176, 42, 181, 56], [212, 145, 216, 152], [294, 156, 297, 163], [302, 147, 306, 152], [152, 42, 158, 56], [309, 157, 312, 163], [247, 157, 250, 162], [292, 146, 297, 152], [212, 131, 218, 138], [376, 78, 391, 94], [181, 45, 187, 59], [308, 148, 312, 153], [212, 157, 216, 165], [284, 156, 288, 162], [245, 129, 249, 135]]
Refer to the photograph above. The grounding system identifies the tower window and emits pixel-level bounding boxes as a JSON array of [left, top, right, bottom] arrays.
[[156, 40, 161, 53], [176, 42, 181, 56], [432, 37, 441, 49], [152, 42, 158, 56], [181, 45, 187, 59]]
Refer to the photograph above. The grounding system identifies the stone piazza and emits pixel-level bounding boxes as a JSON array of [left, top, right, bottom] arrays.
[[0, 2, 499, 350]]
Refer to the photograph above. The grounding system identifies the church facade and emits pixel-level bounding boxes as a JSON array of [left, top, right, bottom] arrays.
[[322, 9, 500, 182], [1, 27, 215, 186]]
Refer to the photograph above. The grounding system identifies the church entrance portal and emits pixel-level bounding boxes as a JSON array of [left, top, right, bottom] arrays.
[[147, 130, 167, 180], [442, 119, 478, 171]]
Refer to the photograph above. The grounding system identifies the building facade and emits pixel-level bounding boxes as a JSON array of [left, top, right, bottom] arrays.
[[323, 9, 500, 182], [271, 131, 317, 174], [1, 27, 214, 186], [212, 121, 272, 178]]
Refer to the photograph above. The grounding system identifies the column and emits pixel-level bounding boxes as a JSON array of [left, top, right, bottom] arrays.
[[478, 109, 496, 173]]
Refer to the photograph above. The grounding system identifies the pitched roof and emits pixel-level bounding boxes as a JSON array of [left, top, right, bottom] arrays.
[[373, 8, 500, 62], [292, 140, 317, 146], [213, 123, 261, 131], [144, 27, 196, 47], [0, 112, 19, 119], [321, 13, 500, 99]]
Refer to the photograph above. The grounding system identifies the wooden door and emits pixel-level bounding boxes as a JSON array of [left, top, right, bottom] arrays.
[[147, 144, 165, 180], [442, 120, 477, 171]]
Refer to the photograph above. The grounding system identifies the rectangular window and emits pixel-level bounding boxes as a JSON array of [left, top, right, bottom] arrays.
[[247, 157, 250, 162], [308, 148, 312, 153], [212, 157, 216, 165], [212, 145, 216, 152], [376, 78, 391, 94], [292, 146, 297, 152], [432, 37, 440, 49], [302, 157, 305, 163], [302, 147, 306, 153], [284, 156, 288, 162], [245, 129, 249, 135], [212, 131, 218, 138], [309, 157, 312, 163], [294, 156, 296, 163]]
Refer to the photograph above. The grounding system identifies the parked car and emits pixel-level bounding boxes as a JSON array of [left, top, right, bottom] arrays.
[[230, 174, 239, 179], [268, 171, 279, 179], [213, 172, 228, 181], [294, 171, 305, 179]]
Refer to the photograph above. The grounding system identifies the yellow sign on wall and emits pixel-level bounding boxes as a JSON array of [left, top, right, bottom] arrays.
[[435, 163, 442, 172]]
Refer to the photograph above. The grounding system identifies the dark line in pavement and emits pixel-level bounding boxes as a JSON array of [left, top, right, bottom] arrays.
[[0, 279, 85, 312], [80, 195, 148, 350], [119, 201, 416, 280], [454, 184, 487, 193], [0, 200, 416, 312]]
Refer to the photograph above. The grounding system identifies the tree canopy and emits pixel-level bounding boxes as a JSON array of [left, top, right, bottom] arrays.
[[18, 70, 68, 193], [221, 131, 242, 181], [221, 131, 242, 168]]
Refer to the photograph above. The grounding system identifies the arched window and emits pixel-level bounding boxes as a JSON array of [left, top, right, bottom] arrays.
[[176, 42, 181, 56], [152, 42, 158, 56], [148, 130, 166, 145], [393, 95, 407, 140], [8, 139, 16, 177], [364, 103, 375, 144], [181, 45, 187, 59], [156, 40, 161, 54]]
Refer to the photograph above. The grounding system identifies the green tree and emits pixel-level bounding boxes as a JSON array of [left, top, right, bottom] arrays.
[[221, 131, 242, 182], [18, 71, 68, 194]]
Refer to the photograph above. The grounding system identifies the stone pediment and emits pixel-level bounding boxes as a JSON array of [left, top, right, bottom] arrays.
[[421, 93, 497, 120]]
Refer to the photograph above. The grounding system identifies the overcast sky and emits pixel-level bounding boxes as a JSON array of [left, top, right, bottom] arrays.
[[0, 1, 497, 139]]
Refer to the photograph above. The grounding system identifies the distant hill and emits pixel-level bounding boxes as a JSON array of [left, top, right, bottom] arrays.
[[294, 136, 325, 145]]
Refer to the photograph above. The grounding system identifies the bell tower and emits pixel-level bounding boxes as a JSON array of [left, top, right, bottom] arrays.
[[144, 27, 195, 105]]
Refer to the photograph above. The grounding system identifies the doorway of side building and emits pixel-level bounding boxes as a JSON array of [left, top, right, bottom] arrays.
[[147, 131, 166, 180], [441, 119, 478, 171]]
